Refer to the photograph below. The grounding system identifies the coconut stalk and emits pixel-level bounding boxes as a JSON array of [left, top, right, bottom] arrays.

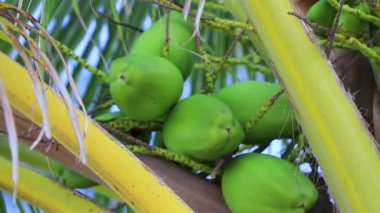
[[226, 0, 380, 211], [0, 52, 192, 212]]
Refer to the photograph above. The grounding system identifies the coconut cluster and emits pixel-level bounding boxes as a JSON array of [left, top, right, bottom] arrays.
[[108, 11, 318, 212]]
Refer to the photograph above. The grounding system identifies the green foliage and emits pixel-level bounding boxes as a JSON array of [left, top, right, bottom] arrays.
[[0, 192, 6, 213], [52, 164, 97, 189]]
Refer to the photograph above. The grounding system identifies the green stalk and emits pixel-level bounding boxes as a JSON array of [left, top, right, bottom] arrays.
[[0, 133, 50, 172], [0, 134, 97, 188], [227, 0, 380, 211], [223, 1, 271, 65], [0, 191, 6, 213]]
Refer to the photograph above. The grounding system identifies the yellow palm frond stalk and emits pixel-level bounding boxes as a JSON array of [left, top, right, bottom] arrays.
[[0, 156, 107, 213], [0, 52, 192, 212]]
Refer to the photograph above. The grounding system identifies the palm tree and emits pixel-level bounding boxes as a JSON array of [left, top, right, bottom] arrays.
[[0, 0, 380, 212]]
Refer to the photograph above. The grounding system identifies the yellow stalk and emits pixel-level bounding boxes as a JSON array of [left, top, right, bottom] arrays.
[[227, 0, 380, 211], [0, 156, 106, 213], [0, 53, 192, 212]]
